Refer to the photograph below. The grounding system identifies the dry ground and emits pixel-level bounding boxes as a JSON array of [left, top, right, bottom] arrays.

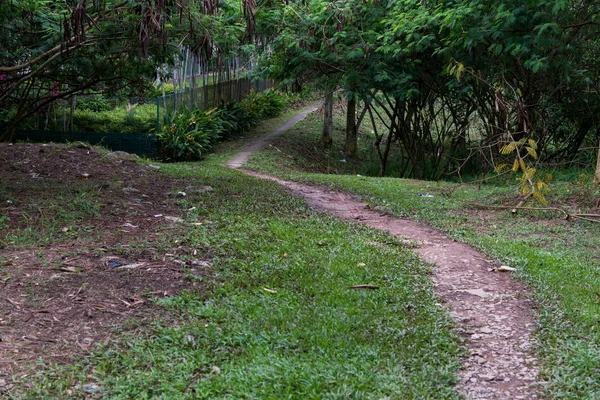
[[0, 143, 211, 392]]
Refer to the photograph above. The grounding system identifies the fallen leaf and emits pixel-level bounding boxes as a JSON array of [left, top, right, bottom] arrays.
[[351, 284, 379, 290], [357, 262, 366, 267], [263, 288, 277, 294], [58, 266, 79, 273], [116, 262, 147, 270], [497, 266, 516, 272]]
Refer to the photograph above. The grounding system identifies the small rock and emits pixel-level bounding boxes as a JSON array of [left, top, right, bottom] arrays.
[[497, 265, 517, 272], [479, 373, 497, 381], [480, 327, 493, 334], [177, 191, 187, 197], [122, 187, 140, 194], [373, 205, 393, 214], [103, 151, 137, 161], [83, 383, 101, 394], [464, 289, 491, 298], [191, 260, 212, 267], [75, 141, 91, 150], [148, 164, 161, 170], [185, 185, 214, 193], [184, 334, 196, 345]]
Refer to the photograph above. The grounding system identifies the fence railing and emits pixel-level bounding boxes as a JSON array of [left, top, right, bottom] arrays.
[[156, 78, 274, 130]]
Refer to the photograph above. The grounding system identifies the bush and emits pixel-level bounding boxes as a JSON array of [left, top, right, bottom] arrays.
[[69, 104, 156, 133], [77, 94, 113, 112], [158, 107, 225, 161], [158, 88, 294, 161], [218, 101, 260, 140], [240, 89, 288, 120]]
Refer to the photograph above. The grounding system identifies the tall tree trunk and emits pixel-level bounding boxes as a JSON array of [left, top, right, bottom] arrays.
[[320, 91, 333, 147], [595, 140, 600, 185], [344, 96, 357, 155]]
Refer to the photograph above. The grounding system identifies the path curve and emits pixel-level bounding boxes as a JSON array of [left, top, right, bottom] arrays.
[[227, 102, 322, 168], [228, 109, 540, 399]]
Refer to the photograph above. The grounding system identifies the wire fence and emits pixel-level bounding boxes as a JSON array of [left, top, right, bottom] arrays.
[[6, 77, 275, 157], [155, 78, 274, 130]]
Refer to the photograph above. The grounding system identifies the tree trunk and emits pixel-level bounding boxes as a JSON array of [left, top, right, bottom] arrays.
[[320, 91, 333, 147], [344, 96, 357, 155], [595, 140, 600, 185]]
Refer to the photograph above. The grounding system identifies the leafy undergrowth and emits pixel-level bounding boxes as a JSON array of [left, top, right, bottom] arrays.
[[244, 111, 600, 398], [20, 163, 462, 399]]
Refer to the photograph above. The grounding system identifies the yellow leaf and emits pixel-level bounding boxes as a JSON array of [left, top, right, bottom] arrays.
[[519, 158, 526, 172], [545, 173, 553, 182], [524, 167, 536, 180], [494, 164, 509, 173], [501, 142, 518, 155], [533, 190, 548, 206], [527, 139, 537, 150], [525, 146, 538, 159], [512, 159, 520, 172]]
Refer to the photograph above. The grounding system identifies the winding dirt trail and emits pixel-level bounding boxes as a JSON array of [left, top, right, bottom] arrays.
[[227, 107, 541, 399]]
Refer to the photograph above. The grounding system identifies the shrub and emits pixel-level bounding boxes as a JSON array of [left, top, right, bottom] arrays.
[[218, 101, 260, 140], [158, 107, 224, 161], [68, 104, 156, 133], [159, 88, 294, 161], [77, 94, 113, 112], [240, 89, 287, 120]]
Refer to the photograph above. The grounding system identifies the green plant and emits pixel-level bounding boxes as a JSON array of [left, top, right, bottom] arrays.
[[241, 89, 288, 120], [217, 101, 260, 139], [495, 138, 551, 205], [158, 107, 224, 161], [77, 94, 113, 112]]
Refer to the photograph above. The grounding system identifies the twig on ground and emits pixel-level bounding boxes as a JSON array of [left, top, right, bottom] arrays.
[[468, 203, 600, 223]]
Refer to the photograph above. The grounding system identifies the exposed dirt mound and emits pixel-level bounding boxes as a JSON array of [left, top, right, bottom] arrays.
[[0, 143, 210, 393]]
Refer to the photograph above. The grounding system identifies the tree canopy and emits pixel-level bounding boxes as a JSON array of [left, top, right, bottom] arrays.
[[0, 0, 254, 139]]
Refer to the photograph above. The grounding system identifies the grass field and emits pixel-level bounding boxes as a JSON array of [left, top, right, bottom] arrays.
[[3, 139, 463, 399], [244, 106, 600, 398]]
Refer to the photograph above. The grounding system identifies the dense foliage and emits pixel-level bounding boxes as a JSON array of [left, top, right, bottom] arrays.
[[158, 89, 293, 161], [263, 0, 600, 178], [0, 0, 253, 140]]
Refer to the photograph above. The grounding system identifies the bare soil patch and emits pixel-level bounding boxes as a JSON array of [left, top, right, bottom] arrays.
[[0, 143, 210, 393]]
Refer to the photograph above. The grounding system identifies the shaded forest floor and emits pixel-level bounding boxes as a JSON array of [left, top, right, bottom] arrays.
[[0, 144, 211, 393]]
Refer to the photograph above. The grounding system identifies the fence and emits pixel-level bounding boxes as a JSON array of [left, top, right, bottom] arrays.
[[7, 77, 275, 157], [156, 78, 274, 130], [13, 130, 159, 157]]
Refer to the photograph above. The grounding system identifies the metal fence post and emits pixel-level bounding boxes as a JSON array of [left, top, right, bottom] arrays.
[[156, 96, 160, 133]]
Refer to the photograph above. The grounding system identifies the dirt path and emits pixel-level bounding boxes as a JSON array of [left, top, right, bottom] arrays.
[[226, 102, 322, 168], [227, 110, 541, 399]]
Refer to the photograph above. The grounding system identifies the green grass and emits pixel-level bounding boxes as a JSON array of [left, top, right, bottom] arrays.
[[0, 181, 104, 247], [19, 163, 463, 399], [244, 107, 600, 399]]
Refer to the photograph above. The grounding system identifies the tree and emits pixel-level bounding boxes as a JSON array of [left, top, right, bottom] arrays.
[[0, 0, 252, 141]]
